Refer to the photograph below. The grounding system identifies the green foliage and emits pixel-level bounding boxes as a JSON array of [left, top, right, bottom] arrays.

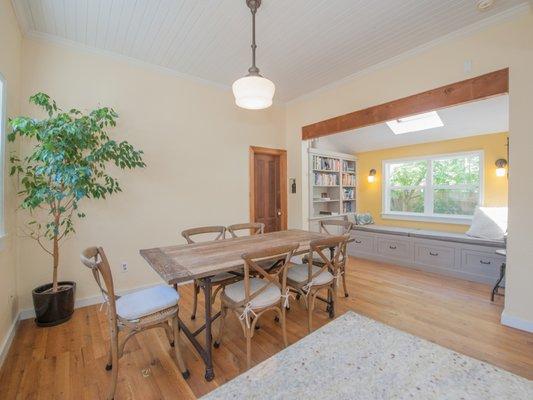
[[8, 93, 145, 287], [388, 156, 480, 215]]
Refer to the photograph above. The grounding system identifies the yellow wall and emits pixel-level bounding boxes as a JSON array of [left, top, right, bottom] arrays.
[[285, 9, 533, 330], [356, 132, 508, 233], [0, 0, 21, 359]]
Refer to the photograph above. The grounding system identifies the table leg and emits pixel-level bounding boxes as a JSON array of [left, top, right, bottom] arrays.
[[202, 277, 215, 381]]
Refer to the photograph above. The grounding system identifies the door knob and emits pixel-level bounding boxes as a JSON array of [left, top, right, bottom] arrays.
[[277, 210, 282, 216]]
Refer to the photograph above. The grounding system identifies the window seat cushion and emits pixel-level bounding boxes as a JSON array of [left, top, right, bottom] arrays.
[[352, 225, 504, 247]]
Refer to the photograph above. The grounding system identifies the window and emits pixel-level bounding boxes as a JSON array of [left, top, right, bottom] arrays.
[[383, 151, 483, 223], [0, 73, 5, 241], [386, 111, 443, 135]]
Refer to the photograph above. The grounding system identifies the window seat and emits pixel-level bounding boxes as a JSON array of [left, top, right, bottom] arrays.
[[353, 225, 505, 247], [349, 225, 505, 284]]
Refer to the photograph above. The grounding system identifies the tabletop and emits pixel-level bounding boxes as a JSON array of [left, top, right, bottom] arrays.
[[140, 229, 329, 284]]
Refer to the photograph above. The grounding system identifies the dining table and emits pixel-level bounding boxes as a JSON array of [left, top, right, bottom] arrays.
[[140, 229, 332, 381]]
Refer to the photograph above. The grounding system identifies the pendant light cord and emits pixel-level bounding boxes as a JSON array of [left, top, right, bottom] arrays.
[[247, 0, 260, 76]]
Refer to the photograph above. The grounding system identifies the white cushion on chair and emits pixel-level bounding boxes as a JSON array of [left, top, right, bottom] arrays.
[[287, 264, 333, 286], [116, 284, 179, 321], [224, 278, 281, 309]]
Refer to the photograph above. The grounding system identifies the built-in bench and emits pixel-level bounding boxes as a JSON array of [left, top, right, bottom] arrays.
[[349, 225, 505, 284]]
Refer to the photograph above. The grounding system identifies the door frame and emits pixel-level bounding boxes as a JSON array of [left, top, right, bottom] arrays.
[[249, 146, 288, 231]]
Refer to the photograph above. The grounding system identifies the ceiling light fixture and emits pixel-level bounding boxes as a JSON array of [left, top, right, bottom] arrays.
[[476, 0, 494, 11], [232, 0, 275, 110], [386, 111, 444, 135]]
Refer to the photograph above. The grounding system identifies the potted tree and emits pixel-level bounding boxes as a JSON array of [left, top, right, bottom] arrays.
[[9, 93, 146, 326]]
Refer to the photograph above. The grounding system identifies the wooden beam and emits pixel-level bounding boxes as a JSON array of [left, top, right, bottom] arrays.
[[301, 68, 509, 140]]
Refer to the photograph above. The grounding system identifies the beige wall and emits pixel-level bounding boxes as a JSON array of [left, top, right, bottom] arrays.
[[15, 38, 286, 310], [0, 0, 21, 356], [286, 10, 533, 330]]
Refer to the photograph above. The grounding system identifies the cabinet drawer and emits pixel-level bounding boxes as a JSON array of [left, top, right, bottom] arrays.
[[461, 250, 504, 278], [376, 237, 411, 260], [348, 233, 374, 254], [414, 243, 455, 269]]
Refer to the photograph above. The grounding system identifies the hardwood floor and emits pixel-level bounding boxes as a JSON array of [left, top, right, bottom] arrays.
[[1, 257, 532, 399]]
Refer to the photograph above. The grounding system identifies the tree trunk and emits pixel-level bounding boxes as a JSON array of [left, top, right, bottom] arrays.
[[52, 214, 60, 293]]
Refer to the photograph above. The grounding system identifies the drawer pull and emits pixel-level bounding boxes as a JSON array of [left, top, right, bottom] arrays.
[[429, 252, 439, 256], [389, 245, 397, 250], [480, 260, 492, 265], [355, 240, 362, 244]]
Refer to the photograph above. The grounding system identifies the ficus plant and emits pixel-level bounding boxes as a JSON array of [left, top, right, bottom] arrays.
[[9, 93, 146, 293]]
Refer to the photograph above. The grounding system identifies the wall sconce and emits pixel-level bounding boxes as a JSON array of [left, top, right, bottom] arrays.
[[495, 159, 507, 177], [368, 169, 377, 183]]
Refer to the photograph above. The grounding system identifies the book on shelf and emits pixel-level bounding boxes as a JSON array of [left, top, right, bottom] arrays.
[[343, 187, 355, 200], [341, 173, 356, 186], [313, 172, 339, 186], [313, 156, 340, 171], [342, 160, 355, 173], [342, 202, 354, 213]]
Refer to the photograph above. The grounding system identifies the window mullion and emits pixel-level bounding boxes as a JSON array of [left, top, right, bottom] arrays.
[[426, 159, 433, 215]]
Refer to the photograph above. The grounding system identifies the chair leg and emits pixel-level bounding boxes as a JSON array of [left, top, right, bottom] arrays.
[[191, 281, 199, 320], [105, 343, 113, 371], [245, 326, 252, 370], [106, 324, 119, 400], [341, 265, 349, 297], [214, 305, 227, 348], [279, 307, 288, 348], [172, 316, 190, 379], [162, 321, 174, 347], [307, 292, 315, 334]]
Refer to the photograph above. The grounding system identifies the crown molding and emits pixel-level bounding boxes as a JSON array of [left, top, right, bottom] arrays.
[[287, 2, 531, 106]]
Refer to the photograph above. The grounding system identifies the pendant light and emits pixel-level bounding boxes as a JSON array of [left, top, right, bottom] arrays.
[[232, 0, 275, 110]]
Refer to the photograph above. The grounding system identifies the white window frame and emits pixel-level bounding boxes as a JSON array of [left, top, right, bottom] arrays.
[[0, 73, 6, 250], [382, 150, 484, 225]]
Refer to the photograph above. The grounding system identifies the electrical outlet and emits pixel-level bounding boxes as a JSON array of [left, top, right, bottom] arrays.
[[121, 262, 128, 273]]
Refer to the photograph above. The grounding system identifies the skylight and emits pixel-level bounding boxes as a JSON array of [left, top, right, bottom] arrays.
[[386, 111, 444, 135]]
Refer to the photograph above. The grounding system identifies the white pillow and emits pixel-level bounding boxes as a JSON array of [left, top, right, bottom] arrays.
[[466, 207, 508, 240]]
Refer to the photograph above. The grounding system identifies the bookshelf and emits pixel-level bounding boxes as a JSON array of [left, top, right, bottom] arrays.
[[308, 148, 357, 225]]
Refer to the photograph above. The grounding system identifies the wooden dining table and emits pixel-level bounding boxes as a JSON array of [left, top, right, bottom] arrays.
[[140, 229, 331, 381]]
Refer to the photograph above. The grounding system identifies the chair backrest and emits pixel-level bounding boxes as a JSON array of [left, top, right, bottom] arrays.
[[181, 226, 226, 244], [239, 243, 299, 308], [227, 222, 265, 238], [306, 235, 350, 284], [319, 219, 353, 235], [80, 247, 118, 323]]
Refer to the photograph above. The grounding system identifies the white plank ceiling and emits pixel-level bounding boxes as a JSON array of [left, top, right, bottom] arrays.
[[12, 0, 529, 101]]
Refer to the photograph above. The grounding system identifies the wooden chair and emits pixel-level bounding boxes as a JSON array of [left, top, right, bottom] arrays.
[[181, 226, 241, 320], [303, 219, 353, 297], [214, 243, 298, 370], [288, 235, 350, 333], [227, 222, 265, 238], [80, 247, 189, 400]]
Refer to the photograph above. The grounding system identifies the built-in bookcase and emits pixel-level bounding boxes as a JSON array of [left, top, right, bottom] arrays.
[[308, 148, 357, 224]]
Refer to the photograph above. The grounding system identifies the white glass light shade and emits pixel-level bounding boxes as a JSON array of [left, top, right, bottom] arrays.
[[232, 75, 275, 110], [496, 167, 506, 177]]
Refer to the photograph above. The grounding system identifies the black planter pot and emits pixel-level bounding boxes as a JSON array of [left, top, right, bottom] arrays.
[[32, 281, 76, 327]]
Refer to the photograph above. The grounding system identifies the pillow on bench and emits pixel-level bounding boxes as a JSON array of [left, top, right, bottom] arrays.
[[466, 207, 507, 241]]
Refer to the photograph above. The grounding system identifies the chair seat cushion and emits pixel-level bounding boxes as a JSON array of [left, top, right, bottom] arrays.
[[116, 284, 179, 321], [224, 278, 281, 309], [287, 264, 333, 286]]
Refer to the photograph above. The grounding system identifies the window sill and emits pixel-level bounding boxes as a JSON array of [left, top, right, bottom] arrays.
[[381, 213, 473, 225]]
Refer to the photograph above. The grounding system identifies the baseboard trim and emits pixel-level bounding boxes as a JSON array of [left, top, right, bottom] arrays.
[[501, 310, 533, 333], [0, 316, 20, 369], [19, 280, 193, 320]]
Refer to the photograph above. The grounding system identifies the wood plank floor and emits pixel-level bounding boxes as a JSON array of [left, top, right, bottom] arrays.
[[1, 257, 532, 399]]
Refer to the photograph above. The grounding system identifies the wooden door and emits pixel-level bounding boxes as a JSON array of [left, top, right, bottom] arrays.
[[250, 147, 287, 233]]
